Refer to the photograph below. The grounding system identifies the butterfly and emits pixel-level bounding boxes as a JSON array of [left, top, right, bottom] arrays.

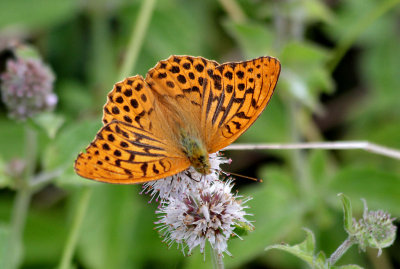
[[74, 55, 281, 184]]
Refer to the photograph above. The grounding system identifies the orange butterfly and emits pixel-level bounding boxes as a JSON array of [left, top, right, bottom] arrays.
[[74, 55, 281, 184]]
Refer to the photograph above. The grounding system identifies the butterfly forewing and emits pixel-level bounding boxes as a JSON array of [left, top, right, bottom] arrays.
[[205, 57, 281, 152]]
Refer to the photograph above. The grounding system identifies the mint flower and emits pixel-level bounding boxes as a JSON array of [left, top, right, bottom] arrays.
[[141, 152, 231, 202], [1, 57, 56, 120], [155, 179, 253, 256]]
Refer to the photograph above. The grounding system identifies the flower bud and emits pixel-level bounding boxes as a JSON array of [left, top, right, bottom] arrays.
[[353, 200, 397, 256]]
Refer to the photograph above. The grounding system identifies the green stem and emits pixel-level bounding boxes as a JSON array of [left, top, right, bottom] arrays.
[[8, 125, 37, 269], [211, 247, 224, 269], [218, 0, 247, 23], [327, 237, 355, 266], [89, 10, 115, 107], [328, 0, 400, 72], [119, 0, 157, 80], [58, 187, 92, 269], [8, 189, 32, 269]]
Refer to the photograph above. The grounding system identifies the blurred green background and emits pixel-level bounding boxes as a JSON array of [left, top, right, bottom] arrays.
[[0, 0, 399, 268]]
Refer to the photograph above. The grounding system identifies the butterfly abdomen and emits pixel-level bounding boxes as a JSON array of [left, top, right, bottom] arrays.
[[179, 130, 211, 175]]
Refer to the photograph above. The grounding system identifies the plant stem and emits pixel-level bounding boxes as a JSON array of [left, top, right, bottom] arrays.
[[211, 248, 224, 269], [119, 0, 157, 80], [327, 237, 355, 266], [8, 125, 37, 269], [58, 187, 92, 269], [224, 141, 400, 160], [8, 189, 32, 269], [218, 0, 247, 23], [328, 0, 400, 72]]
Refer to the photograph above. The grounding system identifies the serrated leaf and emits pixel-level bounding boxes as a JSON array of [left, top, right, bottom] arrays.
[[265, 229, 316, 266], [338, 193, 355, 234]]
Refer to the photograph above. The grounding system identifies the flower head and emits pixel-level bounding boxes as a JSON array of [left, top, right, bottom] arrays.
[[353, 199, 397, 256], [1, 57, 56, 120], [155, 179, 253, 256], [141, 152, 230, 202]]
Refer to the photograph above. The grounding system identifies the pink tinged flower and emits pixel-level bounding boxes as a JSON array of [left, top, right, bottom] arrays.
[[353, 199, 397, 256], [155, 179, 253, 256], [0, 57, 56, 120], [141, 152, 231, 202]]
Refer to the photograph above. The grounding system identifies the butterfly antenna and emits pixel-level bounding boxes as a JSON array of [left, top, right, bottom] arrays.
[[214, 168, 263, 183]]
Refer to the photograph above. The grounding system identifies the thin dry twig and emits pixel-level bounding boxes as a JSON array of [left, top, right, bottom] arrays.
[[224, 141, 400, 160]]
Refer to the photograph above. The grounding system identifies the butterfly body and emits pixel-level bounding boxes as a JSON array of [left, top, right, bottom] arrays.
[[179, 129, 210, 174], [75, 55, 280, 184]]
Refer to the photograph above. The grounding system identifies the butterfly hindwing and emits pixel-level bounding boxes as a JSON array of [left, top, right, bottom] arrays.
[[102, 76, 154, 130], [75, 76, 191, 184], [75, 121, 190, 184]]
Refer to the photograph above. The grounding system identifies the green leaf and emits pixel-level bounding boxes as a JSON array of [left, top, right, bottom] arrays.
[[279, 41, 333, 111], [42, 120, 101, 171], [338, 193, 355, 235], [328, 167, 400, 215], [304, 0, 335, 24], [223, 20, 275, 58], [0, 0, 80, 29], [309, 150, 328, 185], [31, 112, 65, 139], [265, 229, 317, 267], [315, 251, 328, 268]]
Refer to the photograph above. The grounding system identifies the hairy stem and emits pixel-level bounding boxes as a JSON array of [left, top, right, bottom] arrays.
[[327, 237, 355, 266]]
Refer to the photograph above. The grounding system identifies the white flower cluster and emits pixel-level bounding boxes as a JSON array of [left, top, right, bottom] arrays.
[[141, 153, 230, 202], [144, 152, 253, 256]]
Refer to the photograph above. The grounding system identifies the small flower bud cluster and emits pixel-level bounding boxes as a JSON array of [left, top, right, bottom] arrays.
[[352, 200, 397, 256], [1, 57, 56, 120], [145, 153, 254, 257]]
